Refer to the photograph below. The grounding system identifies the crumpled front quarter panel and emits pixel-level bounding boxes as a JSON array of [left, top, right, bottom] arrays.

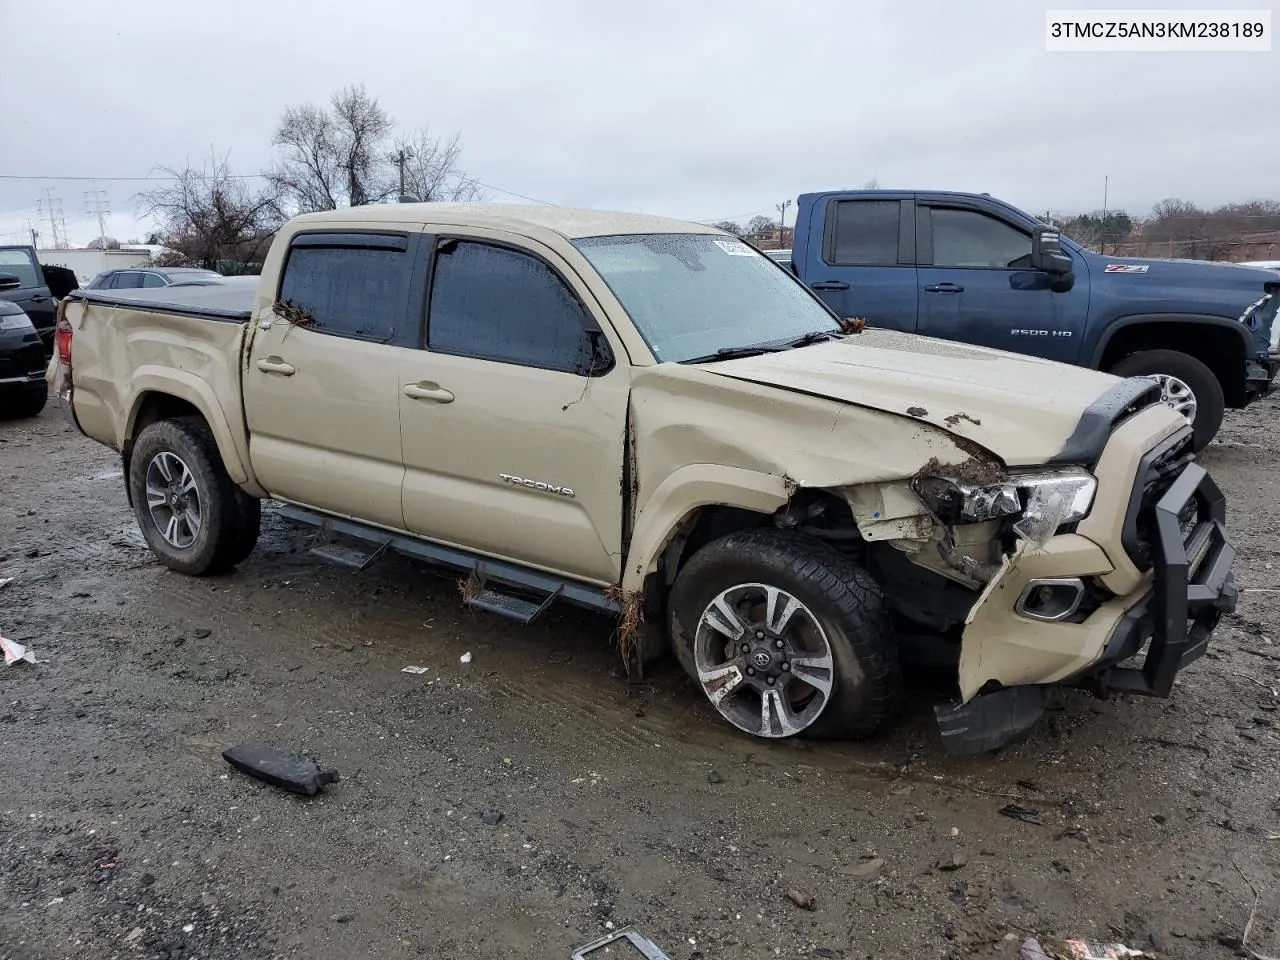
[[622, 364, 984, 590]]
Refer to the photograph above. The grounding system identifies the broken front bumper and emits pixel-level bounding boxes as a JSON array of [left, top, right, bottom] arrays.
[[1083, 461, 1236, 696], [939, 447, 1236, 755]]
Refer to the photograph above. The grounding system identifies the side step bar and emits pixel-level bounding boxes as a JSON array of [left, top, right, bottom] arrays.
[[278, 504, 621, 617]]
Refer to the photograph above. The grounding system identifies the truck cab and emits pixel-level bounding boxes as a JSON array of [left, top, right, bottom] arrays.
[[791, 190, 1280, 448]]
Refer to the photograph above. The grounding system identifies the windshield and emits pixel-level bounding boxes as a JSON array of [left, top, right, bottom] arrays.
[[573, 233, 839, 362]]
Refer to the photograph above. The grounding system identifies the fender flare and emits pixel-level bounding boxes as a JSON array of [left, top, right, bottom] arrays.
[[123, 367, 256, 488], [621, 464, 790, 593], [1088, 313, 1251, 370]]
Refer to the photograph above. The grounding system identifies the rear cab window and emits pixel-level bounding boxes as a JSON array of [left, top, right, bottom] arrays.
[[278, 232, 413, 343]]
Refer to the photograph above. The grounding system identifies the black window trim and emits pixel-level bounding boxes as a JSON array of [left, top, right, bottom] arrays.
[[821, 198, 915, 268], [276, 229, 415, 346], [425, 235, 615, 378], [916, 203, 1035, 270]]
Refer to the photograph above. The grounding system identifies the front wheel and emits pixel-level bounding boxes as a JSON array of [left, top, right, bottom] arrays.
[[668, 529, 902, 740], [1108, 349, 1224, 451]]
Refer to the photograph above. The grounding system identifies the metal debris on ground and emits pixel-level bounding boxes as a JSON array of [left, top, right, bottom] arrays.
[[786, 887, 817, 910], [221, 742, 340, 795], [571, 927, 672, 959], [459, 652, 473, 664], [1020, 937, 1158, 959], [999, 803, 1044, 824], [1, 633, 38, 666], [400, 665, 430, 675], [0, 577, 13, 590]]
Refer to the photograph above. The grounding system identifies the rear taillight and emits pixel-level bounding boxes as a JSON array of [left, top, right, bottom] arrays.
[[55, 317, 73, 366]]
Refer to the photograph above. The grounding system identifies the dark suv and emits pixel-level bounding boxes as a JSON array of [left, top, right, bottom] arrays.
[[85, 267, 223, 290], [0, 276, 47, 419]]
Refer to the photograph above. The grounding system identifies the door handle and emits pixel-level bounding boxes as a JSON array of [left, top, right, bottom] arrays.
[[403, 382, 454, 403], [809, 280, 850, 291], [27, 295, 49, 304], [924, 283, 964, 294], [255, 357, 296, 375]]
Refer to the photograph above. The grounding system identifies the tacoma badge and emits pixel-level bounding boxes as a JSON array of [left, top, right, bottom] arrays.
[[499, 473, 575, 498]]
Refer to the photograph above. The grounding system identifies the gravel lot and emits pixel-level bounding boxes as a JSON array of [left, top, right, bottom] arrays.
[[2, 397, 1278, 960]]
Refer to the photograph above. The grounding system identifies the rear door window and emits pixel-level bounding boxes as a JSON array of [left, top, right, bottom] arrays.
[[115, 272, 144, 289], [278, 232, 411, 342], [142, 273, 167, 288], [828, 201, 900, 265]]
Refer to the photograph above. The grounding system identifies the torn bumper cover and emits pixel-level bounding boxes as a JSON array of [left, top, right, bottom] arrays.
[[939, 460, 1236, 755]]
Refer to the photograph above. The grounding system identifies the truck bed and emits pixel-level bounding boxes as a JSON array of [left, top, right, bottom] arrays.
[[60, 281, 255, 485], [67, 277, 258, 322]]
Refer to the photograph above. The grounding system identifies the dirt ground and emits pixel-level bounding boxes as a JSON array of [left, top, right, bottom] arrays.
[[2, 397, 1279, 960]]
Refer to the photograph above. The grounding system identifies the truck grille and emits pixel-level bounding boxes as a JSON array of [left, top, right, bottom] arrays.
[[1125, 428, 1196, 571]]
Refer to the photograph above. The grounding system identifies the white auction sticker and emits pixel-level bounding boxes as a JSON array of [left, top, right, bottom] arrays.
[[712, 239, 757, 257], [1046, 10, 1271, 52]]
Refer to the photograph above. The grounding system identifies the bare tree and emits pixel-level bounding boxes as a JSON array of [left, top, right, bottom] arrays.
[[746, 215, 778, 237], [863, 177, 880, 189], [140, 155, 282, 271], [268, 85, 394, 213], [392, 129, 485, 202], [710, 220, 745, 236]]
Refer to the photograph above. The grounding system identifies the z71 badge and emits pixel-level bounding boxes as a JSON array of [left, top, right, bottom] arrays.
[[1104, 263, 1150, 274]]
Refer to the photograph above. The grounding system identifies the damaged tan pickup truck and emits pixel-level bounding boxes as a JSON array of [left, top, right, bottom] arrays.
[[51, 205, 1238, 753]]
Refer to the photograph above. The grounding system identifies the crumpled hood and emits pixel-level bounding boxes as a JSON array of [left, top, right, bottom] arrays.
[[703, 330, 1126, 467]]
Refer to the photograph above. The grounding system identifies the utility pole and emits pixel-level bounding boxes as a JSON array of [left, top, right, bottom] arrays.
[[776, 199, 792, 248], [1100, 174, 1109, 255], [85, 185, 111, 245], [390, 146, 414, 198]]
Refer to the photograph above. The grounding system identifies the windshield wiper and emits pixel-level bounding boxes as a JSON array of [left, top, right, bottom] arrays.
[[783, 329, 843, 348], [681, 330, 843, 365], [681, 344, 789, 364]]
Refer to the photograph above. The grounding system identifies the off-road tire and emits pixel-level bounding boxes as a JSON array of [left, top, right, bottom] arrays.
[[668, 529, 902, 739], [3, 388, 47, 420], [1108, 349, 1224, 451], [128, 416, 254, 575]]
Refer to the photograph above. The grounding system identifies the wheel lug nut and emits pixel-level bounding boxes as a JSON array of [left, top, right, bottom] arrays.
[[774, 639, 784, 649], [755, 630, 764, 639], [746, 667, 755, 677], [741, 644, 749, 653], [766, 676, 775, 685], [781, 662, 790, 672]]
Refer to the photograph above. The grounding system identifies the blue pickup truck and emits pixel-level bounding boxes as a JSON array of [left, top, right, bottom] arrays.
[[789, 190, 1280, 448]]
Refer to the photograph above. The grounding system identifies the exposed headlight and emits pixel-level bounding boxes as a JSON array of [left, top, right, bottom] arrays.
[[912, 467, 1097, 544], [0, 313, 35, 332]]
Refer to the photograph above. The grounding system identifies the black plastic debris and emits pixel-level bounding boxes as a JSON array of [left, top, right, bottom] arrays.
[[222, 742, 339, 795], [999, 803, 1043, 825]]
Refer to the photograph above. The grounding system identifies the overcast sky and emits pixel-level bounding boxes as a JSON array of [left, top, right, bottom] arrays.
[[3, 0, 1275, 246]]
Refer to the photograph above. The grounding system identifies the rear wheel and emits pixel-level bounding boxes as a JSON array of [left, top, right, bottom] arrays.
[[128, 416, 256, 575], [3, 388, 47, 420], [1108, 349, 1224, 451], [668, 529, 902, 740]]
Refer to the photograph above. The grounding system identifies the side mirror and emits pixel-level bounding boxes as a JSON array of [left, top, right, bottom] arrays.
[[1031, 226, 1073, 276], [0, 273, 21, 292]]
